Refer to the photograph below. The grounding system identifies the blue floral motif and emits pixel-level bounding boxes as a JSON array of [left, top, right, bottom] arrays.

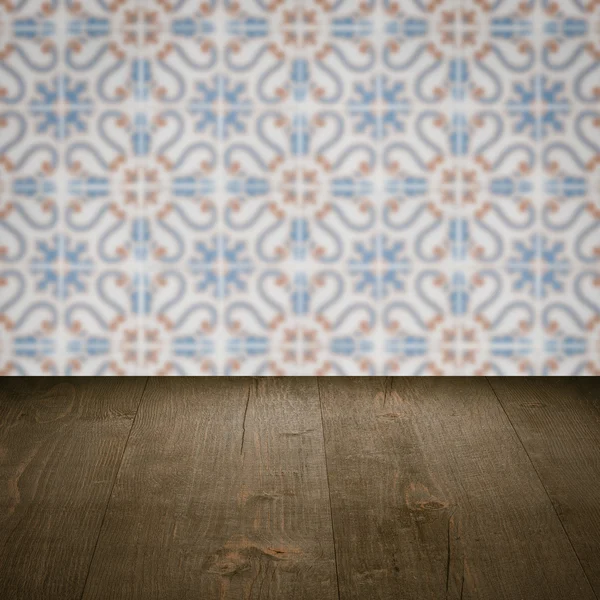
[[348, 75, 410, 139], [190, 236, 252, 298], [507, 235, 569, 298], [349, 235, 411, 299], [507, 76, 569, 140], [30, 76, 93, 139], [188, 75, 251, 139], [31, 235, 93, 299]]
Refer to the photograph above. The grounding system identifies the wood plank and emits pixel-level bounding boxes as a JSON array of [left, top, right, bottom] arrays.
[[81, 377, 338, 600], [574, 377, 600, 409], [0, 377, 146, 600], [319, 377, 597, 600], [488, 377, 600, 596]]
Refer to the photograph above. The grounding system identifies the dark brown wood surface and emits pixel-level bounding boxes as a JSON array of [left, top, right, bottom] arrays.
[[1, 377, 599, 600], [319, 377, 597, 600], [80, 377, 338, 600], [0, 377, 147, 600], [489, 377, 600, 596]]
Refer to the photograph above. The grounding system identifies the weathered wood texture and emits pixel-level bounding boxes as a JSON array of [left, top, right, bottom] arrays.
[[80, 377, 338, 600], [0, 377, 146, 600], [318, 377, 597, 600], [489, 377, 600, 596], [2, 377, 600, 600]]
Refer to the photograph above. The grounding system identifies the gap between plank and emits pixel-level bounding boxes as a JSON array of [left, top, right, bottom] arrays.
[[240, 379, 252, 455], [485, 376, 599, 600], [78, 376, 150, 600], [317, 378, 342, 600]]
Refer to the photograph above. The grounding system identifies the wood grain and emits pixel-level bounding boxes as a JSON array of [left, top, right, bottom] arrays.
[[488, 377, 600, 596], [80, 377, 338, 600], [319, 376, 597, 600], [0, 377, 146, 600]]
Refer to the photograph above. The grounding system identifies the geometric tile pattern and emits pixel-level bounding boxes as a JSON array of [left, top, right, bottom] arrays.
[[1, 0, 598, 375]]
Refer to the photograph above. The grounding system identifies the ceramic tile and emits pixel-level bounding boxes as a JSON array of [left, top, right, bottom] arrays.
[[1, 0, 598, 374]]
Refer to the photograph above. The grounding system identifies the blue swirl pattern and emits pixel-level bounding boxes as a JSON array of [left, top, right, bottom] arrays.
[[0, 0, 598, 375]]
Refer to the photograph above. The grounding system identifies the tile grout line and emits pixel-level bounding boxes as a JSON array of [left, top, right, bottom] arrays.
[[533, 0, 544, 376], [77, 376, 149, 600], [294, 0, 303, 375], [57, 10, 67, 376], [217, 18, 225, 376], [454, 0, 464, 376], [316, 378, 342, 600], [484, 375, 599, 600], [136, 2, 146, 377], [374, 3, 385, 376]]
